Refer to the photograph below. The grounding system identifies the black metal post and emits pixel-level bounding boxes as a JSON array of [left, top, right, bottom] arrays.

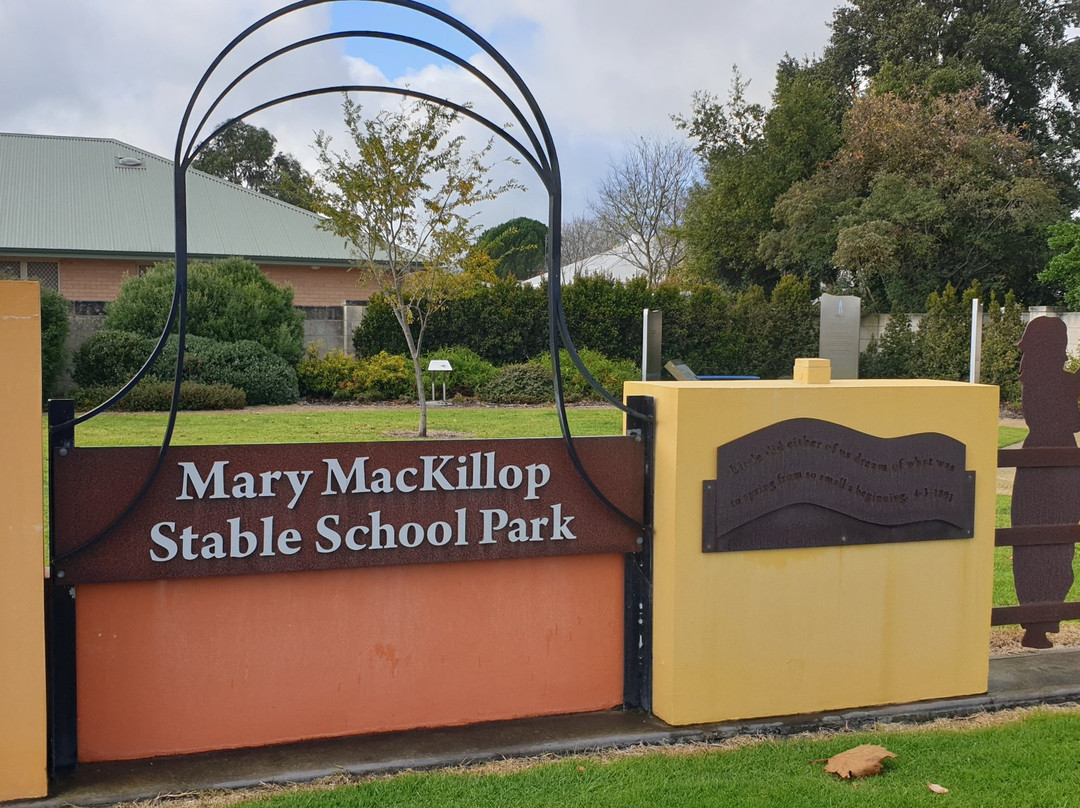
[[623, 395, 655, 711], [46, 399, 77, 774]]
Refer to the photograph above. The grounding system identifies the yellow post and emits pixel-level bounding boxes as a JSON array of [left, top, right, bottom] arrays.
[[626, 366, 998, 725], [0, 281, 48, 799]]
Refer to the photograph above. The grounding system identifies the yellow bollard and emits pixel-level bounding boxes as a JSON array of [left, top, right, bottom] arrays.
[[0, 281, 48, 799]]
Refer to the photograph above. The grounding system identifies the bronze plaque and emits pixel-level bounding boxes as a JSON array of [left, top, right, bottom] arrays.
[[703, 418, 975, 552], [53, 436, 644, 583]]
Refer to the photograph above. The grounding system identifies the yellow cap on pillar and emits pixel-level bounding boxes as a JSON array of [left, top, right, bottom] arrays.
[[794, 357, 831, 384]]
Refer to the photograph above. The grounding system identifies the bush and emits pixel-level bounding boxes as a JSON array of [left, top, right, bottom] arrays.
[[351, 274, 822, 378], [481, 363, 554, 404], [105, 257, 306, 364], [914, 281, 978, 381], [296, 347, 357, 399], [353, 281, 549, 365], [339, 351, 414, 402], [423, 346, 498, 398], [760, 275, 820, 379], [980, 290, 1025, 406], [73, 381, 245, 412], [40, 288, 70, 400], [72, 330, 155, 387], [860, 308, 919, 378], [151, 336, 298, 405], [538, 348, 640, 402]]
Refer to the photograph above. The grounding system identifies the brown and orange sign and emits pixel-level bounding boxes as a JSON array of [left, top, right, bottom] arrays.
[[53, 436, 644, 583]]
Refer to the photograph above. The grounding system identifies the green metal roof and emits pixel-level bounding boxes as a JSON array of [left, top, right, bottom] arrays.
[[0, 132, 364, 265]]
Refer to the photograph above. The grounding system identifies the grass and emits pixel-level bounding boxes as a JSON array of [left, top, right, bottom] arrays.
[[997, 425, 1028, 448], [220, 707, 1080, 808], [64, 405, 625, 447]]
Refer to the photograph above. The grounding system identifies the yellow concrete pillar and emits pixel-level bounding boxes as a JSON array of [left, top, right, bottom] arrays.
[[625, 372, 998, 725], [0, 281, 48, 799]]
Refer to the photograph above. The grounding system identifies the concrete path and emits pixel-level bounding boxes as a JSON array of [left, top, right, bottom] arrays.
[[8, 650, 1080, 808]]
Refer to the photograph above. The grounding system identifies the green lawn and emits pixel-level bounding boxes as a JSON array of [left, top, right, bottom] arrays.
[[231, 707, 1080, 808], [63, 405, 625, 447]]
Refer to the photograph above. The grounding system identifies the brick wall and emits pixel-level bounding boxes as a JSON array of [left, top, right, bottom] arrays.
[[261, 264, 378, 307], [51, 257, 374, 307], [59, 258, 142, 302]]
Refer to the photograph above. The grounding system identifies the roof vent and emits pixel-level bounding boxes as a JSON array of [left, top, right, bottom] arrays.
[[116, 156, 144, 168]]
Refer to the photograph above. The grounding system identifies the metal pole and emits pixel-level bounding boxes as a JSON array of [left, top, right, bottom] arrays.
[[623, 395, 655, 710], [969, 298, 983, 384], [45, 399, 77, 773]]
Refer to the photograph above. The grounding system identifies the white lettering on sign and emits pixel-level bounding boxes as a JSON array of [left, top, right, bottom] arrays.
[[150, 516, 302, 561], [153, 452, 570, 566], [321, 453, 551, 500], [176, 461, 312, 509]]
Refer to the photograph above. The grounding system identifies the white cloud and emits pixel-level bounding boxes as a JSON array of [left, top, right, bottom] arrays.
[[1, 0, 840, 223]]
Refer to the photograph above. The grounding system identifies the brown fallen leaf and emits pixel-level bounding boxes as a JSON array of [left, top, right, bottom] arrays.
[[927, 782, 949, 794], [822, 744, 897, 779]]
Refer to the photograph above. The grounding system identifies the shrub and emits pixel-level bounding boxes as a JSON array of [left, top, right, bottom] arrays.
[[73, 381, 245, 412], [423, 346, 498, 398], [104, 257, 306, 364], [860, 308, 919, 378], [40, 288, 70, 400], [340, 351, 414, 402], [72, 330, 155, 387], [538, 348, 640, 402], [151, 335, 299, 405], [351, 274, 823, 378], [760, 275, 820, 379], [914, 281, 979, 381], [980, 290, 1025, 406], [481, 363, 554, 404], [296, 347, 357, 399]]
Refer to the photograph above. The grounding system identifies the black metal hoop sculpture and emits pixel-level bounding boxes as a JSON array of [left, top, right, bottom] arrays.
[[54, 0, 649, 562]]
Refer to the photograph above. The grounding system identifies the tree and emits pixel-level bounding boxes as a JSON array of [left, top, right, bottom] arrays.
[[589, 135, 698, 287], [560, 214, 618, 266], [678, 62, 845, 288], [823, 0, 1080, 201], [104, 257, 305, 364], [475, 217, 547, 281], [194, 121, 315, 210], [310, 96, 519, 436], [1038, 221, 1080, 309], [761, 89, 1064, 310]]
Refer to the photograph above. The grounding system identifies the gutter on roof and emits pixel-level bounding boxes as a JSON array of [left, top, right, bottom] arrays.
[[0, 249, 359, 267]]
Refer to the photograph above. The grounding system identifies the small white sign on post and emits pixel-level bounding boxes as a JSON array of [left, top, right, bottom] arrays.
[[427, 359, 453, 402]]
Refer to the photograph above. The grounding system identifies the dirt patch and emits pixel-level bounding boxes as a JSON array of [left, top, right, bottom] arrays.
[[991, 623, 1080, 655], [381, 430, 473, 439]]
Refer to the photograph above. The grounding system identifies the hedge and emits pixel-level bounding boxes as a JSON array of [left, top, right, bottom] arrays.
[[73, 381, 246, 411], [353, 275, 820, 378], [40, 288, 70, 400], [72, 331, 299, 406]]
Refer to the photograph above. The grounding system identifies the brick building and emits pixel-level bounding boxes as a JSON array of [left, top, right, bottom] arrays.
[[0, 132, 379, 353]]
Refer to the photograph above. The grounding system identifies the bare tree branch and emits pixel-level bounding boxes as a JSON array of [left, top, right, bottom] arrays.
[[588, 135, 698, 287]]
